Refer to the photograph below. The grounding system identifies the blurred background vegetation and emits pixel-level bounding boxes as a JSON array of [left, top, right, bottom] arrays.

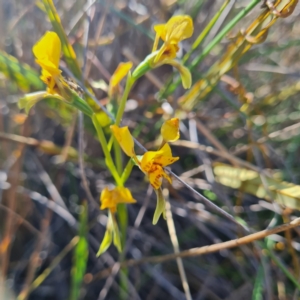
[[1, 0, 300, 299]]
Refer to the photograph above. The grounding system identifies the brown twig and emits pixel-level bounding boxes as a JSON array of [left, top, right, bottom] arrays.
[[164, 188, 192, 300], [93, 217, 300, 280]]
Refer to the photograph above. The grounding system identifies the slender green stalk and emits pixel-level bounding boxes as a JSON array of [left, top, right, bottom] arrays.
[[92, 114, 122, 186], [252, 264, 264, 300], [162, 0, 261, 97], [115, 73, 135, 126], [158, 1, 230, 100], [121, 159, 134, 184], [108, 74, 135, 151], [70, 93, 94, 117], [265, 247, 300, 290], [183, 0, 230, 64], [258, 234, 300, 291], [113, 141, 123, 176], [111, 74, 135, 298]]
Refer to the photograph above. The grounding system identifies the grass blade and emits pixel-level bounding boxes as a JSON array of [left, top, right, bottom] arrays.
[[70, 202, 88, 300]]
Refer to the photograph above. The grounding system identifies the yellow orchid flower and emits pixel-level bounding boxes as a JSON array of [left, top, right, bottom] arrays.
[[100, 186, 136, 214], [110, 125, 179, 190], [152, 15, 194, 63], [33, 31, 62, 95], [139, 143, 179, 189], [19, 31, 94, 116], [161, 118, 180, 142], [110, 124, 179, 224], [98, 186, 136, 255], [108, 61, 133, 97], [132, 15, 193, 89]]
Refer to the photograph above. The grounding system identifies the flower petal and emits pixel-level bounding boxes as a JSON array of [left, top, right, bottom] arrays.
[[110, 125, 135, 157], [155, 143, 179, 167], [153, 24, 167, 42], [115, 187, 136, 204], [100, 187, 117, 213], [164, 15, 193, 44], [153, 188, 166, 224], [148, 166, 163, 190], [140, 150, 162, 173], [109, 61, 133, 96], [163, 59, 192, 89], [33, 31, 61, 74], [153, 44, 178, 64], [161, 118, 180, 142], [18, 91, 48, 113], [96, 223, 113, 256]]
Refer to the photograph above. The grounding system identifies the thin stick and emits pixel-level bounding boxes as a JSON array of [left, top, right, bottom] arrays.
[[164, 189, 192, 300], [172, 139, 261, 173], [94, 217, 300, 280]]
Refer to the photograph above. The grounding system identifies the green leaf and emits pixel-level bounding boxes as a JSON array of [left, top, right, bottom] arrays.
[[0, 50, 44, 92], [153, 188, 166, 225]]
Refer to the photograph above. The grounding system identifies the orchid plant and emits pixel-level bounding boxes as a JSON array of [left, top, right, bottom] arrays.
[[18, 15, 194, 254]]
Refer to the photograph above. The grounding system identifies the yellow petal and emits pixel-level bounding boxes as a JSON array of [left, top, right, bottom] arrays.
[[110, 125, 135, 157], [140, 150, 161, 173], [163, 59, 192, 89], [40, 69, 58, 94], [100, 186, 136, 213], [115, 187, 136, 204], [148, 166, 164, 190], [164, 15, 193, 44], [100, 187, 117, 213], [160, 143, 172, 156], [152, 15, 193, 65], [161, 170, 172, 184], [155, 143, 179, 167], [109, 61, 133, 96], [153, 24, 166, 41], [161, 118, 180, 142], [153, 44, 178, 64], [33, 31, 61, 75], [153, 15, 193, 47], [152, 24, 166, 52]]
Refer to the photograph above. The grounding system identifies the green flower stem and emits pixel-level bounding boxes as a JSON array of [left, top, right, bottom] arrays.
[[264, 246, 300, 290], [115, 73, 135, 126], [108, 73, 135, 151], [160, 0, 261, 98], [70, 93, 94, 117], [92, 114, 122, 186], [256, 223, 300, 291], [183, 0, 230, 64], [113, 141, 123, 176], [120, 159, 134, 185], [117, 204, 128, 249]]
